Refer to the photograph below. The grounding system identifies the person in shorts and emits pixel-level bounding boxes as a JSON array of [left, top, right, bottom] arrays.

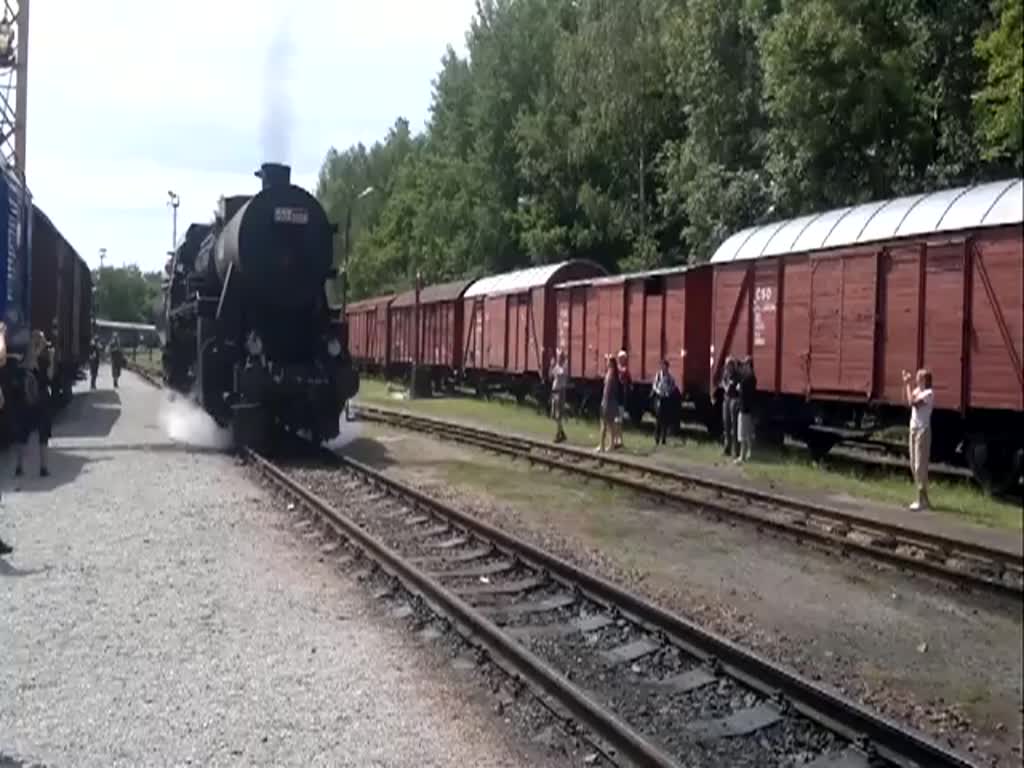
[[549, 349, 569, 443], [903, 368, 934, 510]]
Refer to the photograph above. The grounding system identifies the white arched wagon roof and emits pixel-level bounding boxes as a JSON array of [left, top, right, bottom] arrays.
[[710, 178, 1023, 264], [463, 259, 605, 298]]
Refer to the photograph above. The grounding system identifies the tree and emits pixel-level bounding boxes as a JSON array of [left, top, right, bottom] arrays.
[[759, 0, 930, 212], [92, 266, 158, 323], [659, 0, 775, 262], [974, 0, 1023, 169], [315, 0, 1017, 300]]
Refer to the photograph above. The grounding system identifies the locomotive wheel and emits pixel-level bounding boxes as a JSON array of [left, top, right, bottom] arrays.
[[965, 435, 1023, 496], [231, 403, 270, 455]]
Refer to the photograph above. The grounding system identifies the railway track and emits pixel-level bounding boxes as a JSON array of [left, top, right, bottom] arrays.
[[126, 364, 988, 766], [355, 404, 1024, 601], [252, 445, 983, 768]]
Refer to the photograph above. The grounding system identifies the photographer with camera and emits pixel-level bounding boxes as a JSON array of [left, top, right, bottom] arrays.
[[903, 367, 934, 511]]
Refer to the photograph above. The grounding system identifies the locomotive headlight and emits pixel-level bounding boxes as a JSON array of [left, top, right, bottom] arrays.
[[327, 338, 342, 358], [246, 332, 264, 357]]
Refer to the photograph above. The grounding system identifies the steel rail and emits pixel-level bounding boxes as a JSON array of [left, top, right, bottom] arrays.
[[356, 405, 1023, 600], [263, 447, 980, 768], [127, 367, 980, 766], [248, 449, 682, 768]]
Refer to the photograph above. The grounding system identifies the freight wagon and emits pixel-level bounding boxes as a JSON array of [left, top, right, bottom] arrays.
[[0, 168, 92, 441], [708, 178, 1023, 491], [31, 204, 93, 405], [347, 293, 394, 375], [387, 278, 475, 390], [461, 260, 605, 399], [553, 265, 714, 425]]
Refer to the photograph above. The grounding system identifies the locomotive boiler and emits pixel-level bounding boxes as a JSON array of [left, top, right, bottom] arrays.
[[160, 162, 359, 450]]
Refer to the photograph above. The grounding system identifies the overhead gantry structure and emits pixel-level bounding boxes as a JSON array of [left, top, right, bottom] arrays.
[[0, 0, 29, 179]]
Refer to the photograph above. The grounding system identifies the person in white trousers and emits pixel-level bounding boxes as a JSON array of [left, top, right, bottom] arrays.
[[903, 368, 934, 511]]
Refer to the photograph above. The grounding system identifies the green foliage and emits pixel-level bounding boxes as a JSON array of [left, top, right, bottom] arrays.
[[93, 266, 163, 323], [659, 0, 772, 260], [975, 0, 1024, 168], [316, 0, 1021, 300], [760, 0, 929, 209]]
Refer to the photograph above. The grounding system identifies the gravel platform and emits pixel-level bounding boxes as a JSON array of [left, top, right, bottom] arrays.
[[0, 374, 561, 768]]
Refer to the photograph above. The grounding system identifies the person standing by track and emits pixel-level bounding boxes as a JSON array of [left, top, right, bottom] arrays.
[[549, 349, 569, 443], [903, 368, 934, 511], [736, 356, 757, 464], [720, 357, 740, 458], [12, 330, 55, 478], [613, 350, 631, 450], [651, 359, 677, 447], [88, 340, 101, 390], [596, 355, 620, 453], [109, 334, 125, 389]]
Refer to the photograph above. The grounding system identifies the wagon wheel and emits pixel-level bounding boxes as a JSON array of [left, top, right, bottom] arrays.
[[628, 403, 646, 428], [805, 431, 839, 462], [965, 434, 1023, 496]]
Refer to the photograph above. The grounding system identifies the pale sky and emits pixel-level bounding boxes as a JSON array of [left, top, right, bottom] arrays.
[[27, 0, 476, 272]]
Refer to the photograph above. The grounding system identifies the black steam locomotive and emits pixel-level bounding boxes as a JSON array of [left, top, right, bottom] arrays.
[[159, 162, 359, 450]]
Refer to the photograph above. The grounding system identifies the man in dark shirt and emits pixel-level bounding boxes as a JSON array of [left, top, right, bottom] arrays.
[[110, 334, 125, 388], [721, 357, 740, 458], [14, 330, 54, 477]]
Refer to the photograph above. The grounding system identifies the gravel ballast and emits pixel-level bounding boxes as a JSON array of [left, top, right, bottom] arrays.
[[344, 422, 1023, 768], [0, 375, 564, 768]]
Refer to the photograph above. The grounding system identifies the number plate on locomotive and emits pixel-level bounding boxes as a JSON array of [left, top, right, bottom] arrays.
[[274, 207, 309, 224]]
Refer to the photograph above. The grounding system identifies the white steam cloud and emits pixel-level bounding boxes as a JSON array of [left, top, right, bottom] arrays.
[[324, 399, 363, 451], [261, 21, 294, 164], [158, 391, 233, 451]]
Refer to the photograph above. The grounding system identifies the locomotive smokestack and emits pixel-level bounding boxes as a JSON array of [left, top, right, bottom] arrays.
[[256, 162, 291, 190]]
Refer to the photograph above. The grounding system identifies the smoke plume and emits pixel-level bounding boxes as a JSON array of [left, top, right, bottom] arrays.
[[261, 22, 294, 164]]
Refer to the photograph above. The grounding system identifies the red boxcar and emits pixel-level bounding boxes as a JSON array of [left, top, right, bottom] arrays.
[[389, 278, 476, 379], [346, 293, 394, 372], [553, 265, 713, 422], [709, 178, 1023, 489], [461, 260, 605, 395]]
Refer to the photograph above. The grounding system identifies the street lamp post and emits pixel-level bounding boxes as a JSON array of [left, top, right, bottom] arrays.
[[341, 185, 375, 311], [167, 190, 180, 251], [96, 247, 107, 322]]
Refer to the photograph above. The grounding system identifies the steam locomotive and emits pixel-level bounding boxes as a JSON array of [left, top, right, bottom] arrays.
[[159, 162, 359, 451]]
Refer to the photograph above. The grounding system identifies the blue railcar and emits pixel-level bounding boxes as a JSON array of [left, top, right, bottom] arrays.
[[0, 166, 32, 353]]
